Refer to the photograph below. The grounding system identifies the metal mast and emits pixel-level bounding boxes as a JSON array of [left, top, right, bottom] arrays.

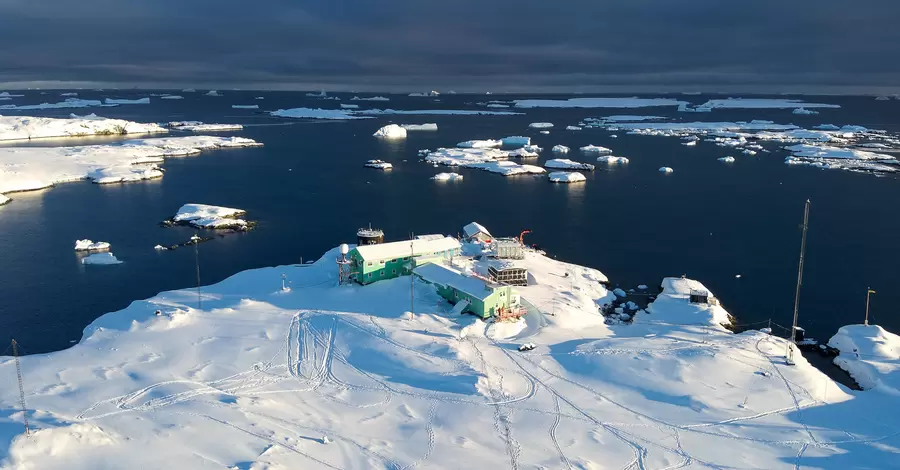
[[11, 340, 29, 436], [192, 233, 201, 309], [790, 199, 811, 344], [410, 233, 415, 317]]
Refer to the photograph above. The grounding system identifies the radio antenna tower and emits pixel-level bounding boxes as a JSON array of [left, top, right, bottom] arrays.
[[11, 340, 29, 436]]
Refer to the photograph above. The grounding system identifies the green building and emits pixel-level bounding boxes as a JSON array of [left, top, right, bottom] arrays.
[[413, 262, 521, 319], [349, 236, 461, 285]]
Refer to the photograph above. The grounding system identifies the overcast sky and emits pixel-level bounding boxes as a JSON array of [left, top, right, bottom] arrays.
[[1, 0, 898, 92]]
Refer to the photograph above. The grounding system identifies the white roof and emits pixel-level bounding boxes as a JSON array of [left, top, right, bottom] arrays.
[[415, 234, 445, 241], [354, 237, 460, 261], [414, 263, 494, 300], [463, 222, 492, 238]]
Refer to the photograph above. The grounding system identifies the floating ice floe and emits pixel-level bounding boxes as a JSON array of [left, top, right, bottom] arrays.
[[528, 122, 554, 129], [613, 288, 627, 297], [182, 88, 196, 92], [544, 159, 595, 171], [340, 104, 360, 109], [552, 145, 570, 154], [0, 98, 109, 110], [677, 103, 712, 113], [81, 252, 123, 265], [548, 171, 586, 183], [682, 141, 697, 146], [205, 90, 221, 96], [354, 108, 521, 116], [596, 155, 629, 164], [792, 107, 819, 115], [875, 96, 891, 101], [566, 126, 581, 131], [637, 284, 648, 290], [539, 130, 550, 135], [160, 95, 184, 100], [409, 91, 440, 97], [373, 124, 407, 139], [270, 108, 369, 120], [60, 92, 78, 97], [365, 160, 393, 170], [425, 148, 544, 176], [74, 239, 110, 251], [154, 244, 167, 251], [172, 203, 249, 229], [431, 172, 463, 181], [514, 97, 688, 108], [0, 92, 23, 98], [458, 139, 502, 149], [580, 145, 612, 154], [599, 115, 666, 122], [231, 104, 259, 109], [659, 167, 674, 173], [0, 136, 262, 202], [743, 149, 757, 156], [400, 123, 438, 131], [486, 104, 509, 108], [254, 96, 264, 100], [508, 147, 539, 158], [783, 144, 899, 172], [105, 98, 150, 105], [697, 98, 840, 109], [167, 121, 243, 132], [718, 156, 736, 163], [351, 96, 390, 101], [0, 115, 167, 141]]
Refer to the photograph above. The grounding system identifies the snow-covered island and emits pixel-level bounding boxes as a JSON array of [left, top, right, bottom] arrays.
[[1, 115, 167, 142], [2, 223, 895, 469], [168, 203, 253, 230], [0, 136, 262, 204]]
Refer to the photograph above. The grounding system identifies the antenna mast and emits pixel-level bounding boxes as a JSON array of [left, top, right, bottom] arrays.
[[410, 233, 415, 317], [787, 200, 810, 365], [191, 233, 201, 309], [11, 340, 29, 436]]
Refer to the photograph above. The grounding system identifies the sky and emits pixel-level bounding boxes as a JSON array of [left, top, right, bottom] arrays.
[[1, 0, 899, 93]]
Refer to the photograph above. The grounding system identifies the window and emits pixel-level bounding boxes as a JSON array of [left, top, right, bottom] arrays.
[[367, 262, 373, 267], [367, 273, 372, 278], [379, 270, 384, 276], [392, 269, 397, 275], [379, 260, 385, 265], [390, 258, 397, 263], [403, 256, 410, 260]]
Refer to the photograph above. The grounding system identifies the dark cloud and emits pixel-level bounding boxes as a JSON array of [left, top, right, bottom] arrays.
[[0, 0, 898, 92]]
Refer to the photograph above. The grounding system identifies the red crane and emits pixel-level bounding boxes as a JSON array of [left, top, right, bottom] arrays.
[[519, 230, 531, 246]]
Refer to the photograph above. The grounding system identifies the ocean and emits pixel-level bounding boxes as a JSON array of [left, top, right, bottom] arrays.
[[1, 91, 898, 354]]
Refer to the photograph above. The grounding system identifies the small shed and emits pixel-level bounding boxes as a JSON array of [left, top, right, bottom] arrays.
[[463, 222, 492, 242], [688, 289, 710, 304], [414, 262, 519, 319]]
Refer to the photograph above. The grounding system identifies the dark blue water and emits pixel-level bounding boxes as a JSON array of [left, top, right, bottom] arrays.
[[2, 91, 899, 354]]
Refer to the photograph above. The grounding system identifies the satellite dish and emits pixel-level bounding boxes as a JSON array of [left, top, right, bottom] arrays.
[[340, 243, 349, 255]]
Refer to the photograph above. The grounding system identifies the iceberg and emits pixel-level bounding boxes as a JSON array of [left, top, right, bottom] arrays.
[[677, 103, 712, 113], [0, 91, 24, 98], [580, 145, 612, 154], [204, 90, 221, 96], [457, 139, 502, 149], [501, 136, 530, 147], [566, 126, 582, 131], [351, 95, 390, 101], [514, 97, 688, 108], [875, 96, 891, 101], [792, 107, 819, 115], [508, 147, 539, 158], [160, 95, 184, 100], [74, 239, 110, 251], [551, 145, 570, 154], [1, 115, 167, 142], [718, 156, 736, 163], [528, 122, 554, 129], [659, 166, 674, 173], [354, 108, 521, 116], [167, 121, 243, 132], [544, 159, 595, 171], [270, 108, 370, 120], [104, 98, 150, 105], [172, 203, 249, 229], [81, 252, 123, 265], [599, 115, 665, 122], [339, 104, 360, 109], [60, 92, 78, 97], [698, 98, 840, 109], [548, 171, 586, 183], [231, 104, 259, 109], [182, 88, 196, 92], [596, 155, 629, 164], [425, 148, 545, 176], [373, 124, 407, 139], [90, 163, 164, 184], [486, 104, 509, 108], [431, 172, 463, 181], [400, 123, 438, 131], [364, 159, 393, 170], [539, 130, 550, 135], [409, 91, 440, 97]]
